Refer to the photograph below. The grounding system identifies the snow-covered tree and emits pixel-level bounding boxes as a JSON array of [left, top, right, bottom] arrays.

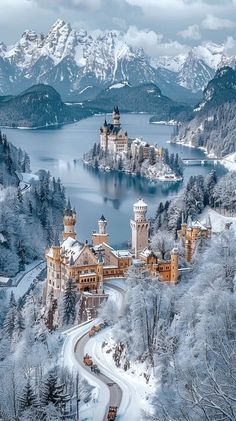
[[61, 279, 77, 326]]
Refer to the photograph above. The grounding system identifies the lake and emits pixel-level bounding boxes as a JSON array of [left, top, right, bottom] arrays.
[[3, 114, 226, 247]]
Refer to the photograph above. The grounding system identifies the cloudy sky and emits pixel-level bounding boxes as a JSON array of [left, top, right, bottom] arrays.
[[1, 0, 236, 56]]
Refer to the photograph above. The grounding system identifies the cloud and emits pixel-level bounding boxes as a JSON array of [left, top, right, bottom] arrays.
[[224, 36, 236, 54], [123, 26, 189, 56], [123, 26, 163, 55], [202, 14, 236, 30], [178, 24, 201, 40], [30, 0, 103, 11]]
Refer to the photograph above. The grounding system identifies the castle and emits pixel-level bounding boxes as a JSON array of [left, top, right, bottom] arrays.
[[177, 214, 212, 261], [100, 107, 163, 159], [45, 199, 179, 304], [100, 106, 129, 154]]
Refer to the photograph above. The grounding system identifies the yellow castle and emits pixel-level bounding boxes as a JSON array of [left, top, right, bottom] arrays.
[[45, 199, 179, 301]]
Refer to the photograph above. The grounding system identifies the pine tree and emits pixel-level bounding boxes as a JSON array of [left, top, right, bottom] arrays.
[[3, 292, 17, 338], [18, 381, 38, 413], [92, 143, 97, 158], [149, 147, 156, 165], [138, 145, 144, 164], [13, 308, 25, 341], [163, 148, 170, 165], [61, 279, 77, 326], [40, 371, 69, 410]]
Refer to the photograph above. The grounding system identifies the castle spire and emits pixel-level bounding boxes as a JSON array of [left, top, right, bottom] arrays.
[[112, 105, 120, 126], [187, 214, 193, 229]]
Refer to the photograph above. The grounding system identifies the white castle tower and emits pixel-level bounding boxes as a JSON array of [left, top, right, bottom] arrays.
[[130, 199, 150, 258]]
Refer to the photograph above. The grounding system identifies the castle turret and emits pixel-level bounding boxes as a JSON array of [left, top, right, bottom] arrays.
[[130, 199, 150, 258], [45, 233, 61, 297], [63, 199, 77, 240], [112, 106, 120, 127], [92, 215, 109, 246], [98, 214, 107, 235]]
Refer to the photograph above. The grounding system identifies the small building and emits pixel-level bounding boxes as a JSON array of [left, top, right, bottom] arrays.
[[130, 138, 163, 160]]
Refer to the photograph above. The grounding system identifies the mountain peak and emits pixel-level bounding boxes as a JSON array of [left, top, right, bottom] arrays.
[[21, 30, 38, 42]]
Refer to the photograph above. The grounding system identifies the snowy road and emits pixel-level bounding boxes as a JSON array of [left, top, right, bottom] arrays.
[[7, 260, 45, 299], [74, 329, 122, 420], [62, 280, 145, 421]]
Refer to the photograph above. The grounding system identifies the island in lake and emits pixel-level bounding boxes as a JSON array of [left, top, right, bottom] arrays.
[[83, 106, 183, 182]]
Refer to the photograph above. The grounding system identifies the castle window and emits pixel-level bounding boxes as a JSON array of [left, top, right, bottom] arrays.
[[57, 274, 60, 279]]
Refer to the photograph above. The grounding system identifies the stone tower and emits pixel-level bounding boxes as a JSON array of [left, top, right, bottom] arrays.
[[63, 200, 77, 240], [112, 106, 120, 127], [130, 199, 150, 258], [92, 215, 109, 246], [170, 248, 179, 283]]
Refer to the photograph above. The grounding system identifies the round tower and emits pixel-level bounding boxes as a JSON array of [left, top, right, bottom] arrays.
[[112, 106, 120, 127], [63, 199, 77, 240], [92, 215, 109, 246], [98, 214, 107, 234], [133, 198, 148, 222], [130, 199, 150, 258]]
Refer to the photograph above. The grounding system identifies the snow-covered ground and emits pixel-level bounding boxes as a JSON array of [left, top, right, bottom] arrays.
[[200, 207, 236, 233], [7, 260, 45, 299], [221, 152, 236, 171]]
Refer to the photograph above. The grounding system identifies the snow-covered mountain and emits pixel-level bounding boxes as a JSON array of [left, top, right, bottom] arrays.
[[0, 20, 234, 101], [173, 67, 236, 157], [152, 42, 228, 93]]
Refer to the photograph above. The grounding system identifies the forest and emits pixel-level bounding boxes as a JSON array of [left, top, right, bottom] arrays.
[[0, 132, 66, 276]]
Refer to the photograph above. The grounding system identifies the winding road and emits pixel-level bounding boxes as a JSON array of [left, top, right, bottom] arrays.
[[62, 280, 137, 421], [74, 283, 125, 420], [74, 329, 122, 420]]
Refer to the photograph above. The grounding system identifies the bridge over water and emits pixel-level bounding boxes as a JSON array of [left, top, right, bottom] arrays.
[[182, 157, 219, 166]]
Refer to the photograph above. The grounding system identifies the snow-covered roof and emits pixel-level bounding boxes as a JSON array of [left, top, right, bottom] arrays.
[[0, 276, 11, 284], [191, 220, 207, 230], [131, 138, 149, 147], [62, 237, 83, 261], [112, 250, 132, 258], [133, 198, 148, 208], [139, 248, 152, 258], [46, 236, 83, 260]]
